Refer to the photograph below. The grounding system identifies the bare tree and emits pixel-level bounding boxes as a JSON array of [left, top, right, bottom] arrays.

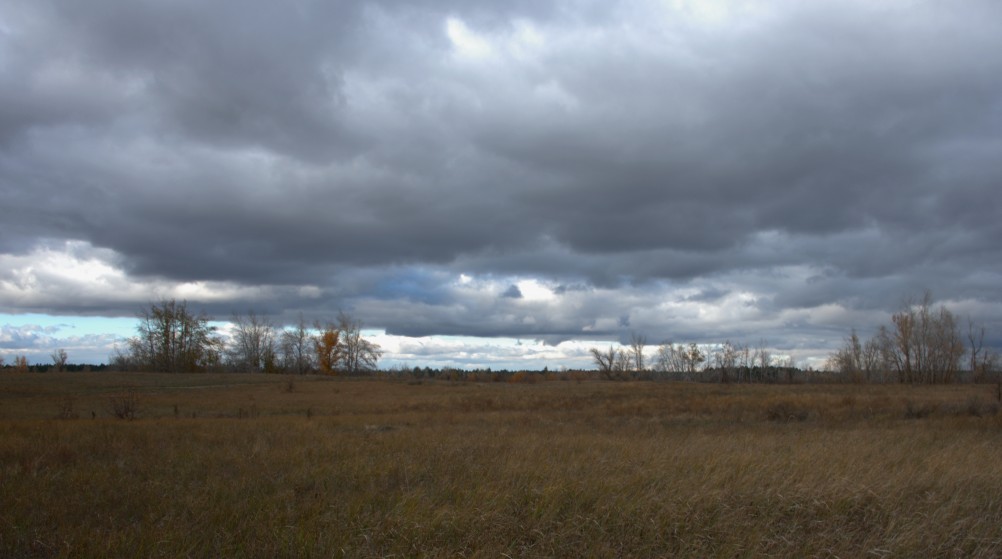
[[755, 340, 772, 370], [751, 339, 771, 381], [655, 342, 706, 380], [629, 332, 647, 373], [930, 306, 963, 382], [50, 348, 68, 372], [968, 318, 985, 378], [695, 341, 751, 382], [861, 335, 884, 381], [615, 349, 632, 375], [590, 345, 626, 380], [711, 340, 739, 383], [736, 342, 751, 382], [127, 299, 221, 372], [965, 317, 999, 382], [280, 313, 314, 375], [982, 352, 1000, 384], [13, 355, 29, 373], [684, 343, 705, 376], [227, 311, 276, 373], [336, 311, 382, 375], [881, 293, 965, 384], [893, 310, 915, 382], [827, 329, 866, 382], [654, 342, 685, 378], [310, 312, 382, 375]]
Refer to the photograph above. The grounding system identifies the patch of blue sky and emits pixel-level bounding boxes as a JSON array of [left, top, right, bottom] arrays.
[[0, 314, 135, 365], [0, 313, 135, 339], [370, 270, 451, 304]]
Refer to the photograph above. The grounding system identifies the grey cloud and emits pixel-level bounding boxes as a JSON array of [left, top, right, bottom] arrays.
[[2, 0, 1002, 360], [501, 285, 523, 299]]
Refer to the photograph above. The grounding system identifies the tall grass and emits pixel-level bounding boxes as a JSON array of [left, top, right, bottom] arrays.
[[2, 373, 1001, 557]]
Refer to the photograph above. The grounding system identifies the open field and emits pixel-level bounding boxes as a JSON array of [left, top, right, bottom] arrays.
[[3, 373, 1002, 557]]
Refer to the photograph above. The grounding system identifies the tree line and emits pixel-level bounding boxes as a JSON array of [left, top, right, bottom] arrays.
[[826, 292, 998, 384], [591, 293, 999, 384], [111, 299, 382, 375], [591, 333, 798, 383]]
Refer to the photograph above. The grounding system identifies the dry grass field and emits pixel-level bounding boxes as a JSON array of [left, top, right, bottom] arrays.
[[2, 372, 1002, 557]]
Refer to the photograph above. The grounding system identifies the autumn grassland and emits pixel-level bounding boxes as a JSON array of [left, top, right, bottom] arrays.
[[2, 373, 1002, 557]]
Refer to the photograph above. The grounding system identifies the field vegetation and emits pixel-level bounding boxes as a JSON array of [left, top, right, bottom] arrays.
[[3, 372, 1002, 557]]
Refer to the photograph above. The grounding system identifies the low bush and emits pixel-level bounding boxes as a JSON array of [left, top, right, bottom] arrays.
[[903, 399, 937, 419], [766, 401, 810, 422], [508, 371, 538, 384], [107, 389, 142, 420], [55, 396, 79, 420]]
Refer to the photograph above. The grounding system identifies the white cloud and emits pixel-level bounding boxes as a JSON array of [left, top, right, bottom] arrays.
[[446, 18, 494, 60], [370, 330, 598, 370], [0, 321, 122, 365], [0, 240, 317, 313]]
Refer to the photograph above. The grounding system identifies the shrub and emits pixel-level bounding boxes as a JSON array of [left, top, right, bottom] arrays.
[[508, 371, 538, 384], [947, 397, 1000, 418], [55, 397, 79, 420], [766, 401, 810, 422], [903, 400, 936, 420], [108, 389, 142, 420]]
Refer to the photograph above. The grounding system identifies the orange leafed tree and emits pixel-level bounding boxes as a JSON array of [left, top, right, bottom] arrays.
[[314, 327, 342, 375]]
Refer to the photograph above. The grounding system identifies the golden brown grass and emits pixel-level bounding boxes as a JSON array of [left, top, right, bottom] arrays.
[[2, 373, 1002, 557]]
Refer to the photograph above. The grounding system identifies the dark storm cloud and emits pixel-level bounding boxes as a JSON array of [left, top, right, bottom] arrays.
[[501, 285, 523, 299], [2, 0, 1002, 353]]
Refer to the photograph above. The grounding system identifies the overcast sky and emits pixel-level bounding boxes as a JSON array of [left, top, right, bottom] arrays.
[[2, 0, 1001, 368]]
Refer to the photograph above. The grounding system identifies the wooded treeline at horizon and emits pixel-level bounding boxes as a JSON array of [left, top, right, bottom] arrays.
[[599, 292, 998, 384], [105, 299, 383, 376], [3, 293, 999, 384]]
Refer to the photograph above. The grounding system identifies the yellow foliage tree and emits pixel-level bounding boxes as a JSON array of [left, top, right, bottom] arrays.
[[314, 327, 342, 375]]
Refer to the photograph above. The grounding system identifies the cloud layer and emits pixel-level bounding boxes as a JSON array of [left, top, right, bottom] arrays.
[[2, 0, 1001, 365]]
